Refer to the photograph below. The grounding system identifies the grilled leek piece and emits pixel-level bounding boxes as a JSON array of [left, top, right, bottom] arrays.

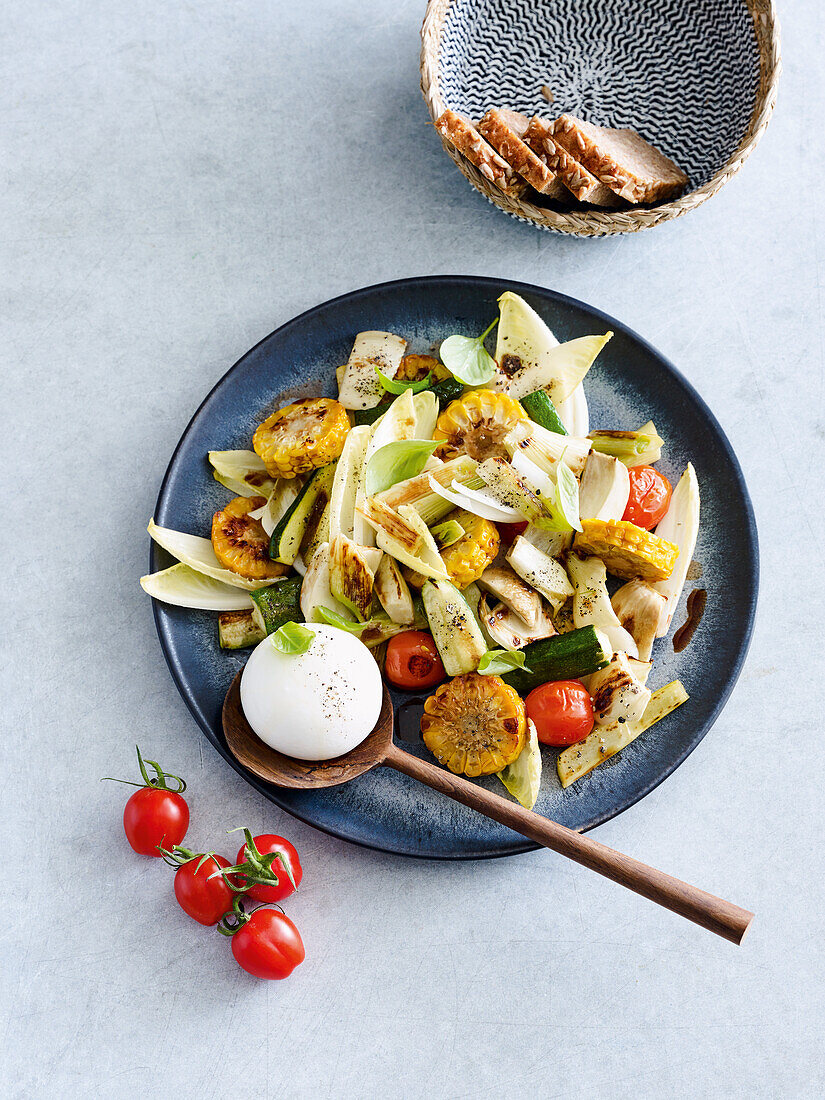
[[374, 455, 481, 525], [588, 421, 663, 467], [218, 610, 266, 649]]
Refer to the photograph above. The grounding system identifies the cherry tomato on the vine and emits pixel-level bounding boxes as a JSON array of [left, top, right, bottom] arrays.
[[622, 465, 672, 530], [230, 907, 305, 980], [234, 834, 303, 903], [526, 680, 595, 747], [385, 631, 446, 691], [123, 787, 189, 855], [171, 852, 235, 926], [108, 748, 189, 856]]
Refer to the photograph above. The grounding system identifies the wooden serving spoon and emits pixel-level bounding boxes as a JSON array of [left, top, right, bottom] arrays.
[[223, 675, 753, 944]]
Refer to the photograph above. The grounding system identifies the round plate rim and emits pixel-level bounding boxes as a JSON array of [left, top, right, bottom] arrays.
[[150, 274, 759, 861]]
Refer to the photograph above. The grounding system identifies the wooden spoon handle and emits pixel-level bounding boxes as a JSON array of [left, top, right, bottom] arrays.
[[383, 742, 753, 944]]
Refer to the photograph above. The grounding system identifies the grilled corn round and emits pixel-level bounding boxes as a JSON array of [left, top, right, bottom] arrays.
[[573, 519, 679, 582], [405, 508, 500, 590], [434, 389, 526, 461], [421, 672, 526, 776], [211, 496, 289, 580], [253, 397, 349, 479]]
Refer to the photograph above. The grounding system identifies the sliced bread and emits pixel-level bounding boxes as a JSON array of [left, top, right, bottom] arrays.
[[477, 109, 568, 199], [551, 115, 688, 203], [522, 117, 622, 207], [434, 109, 528, 198]]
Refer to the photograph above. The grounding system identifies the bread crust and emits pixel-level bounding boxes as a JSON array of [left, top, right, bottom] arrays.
[[434, 110, 528, 198], [551, 115, 688, 203], [477, 109, 568, 199], [522, 117, 622, 207]]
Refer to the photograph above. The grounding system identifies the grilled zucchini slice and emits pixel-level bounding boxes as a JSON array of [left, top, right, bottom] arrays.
[[421, 579, 487, 676], [218, 610, 266, 650], [269, 463, 336, 565], [249, 575, 304, 634]]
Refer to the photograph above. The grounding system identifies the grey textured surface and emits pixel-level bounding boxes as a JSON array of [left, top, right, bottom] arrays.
[[3, 1, 823, 1097]]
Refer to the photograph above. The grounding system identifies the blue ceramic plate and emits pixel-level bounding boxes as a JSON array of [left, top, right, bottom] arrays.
[[151, 276, 757, 859]]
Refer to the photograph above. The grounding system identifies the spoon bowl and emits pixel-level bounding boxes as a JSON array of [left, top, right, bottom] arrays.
[[223, 672, 394, 788], [223, 669, 754, 944]]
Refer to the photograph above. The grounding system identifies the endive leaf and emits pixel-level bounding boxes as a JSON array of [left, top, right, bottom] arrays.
[[147, 520, 281, 591], [498, 719, 542, 809], [140, 563, 253, 610], [493, 291, 611, 402], [208, 450, 275, 497]]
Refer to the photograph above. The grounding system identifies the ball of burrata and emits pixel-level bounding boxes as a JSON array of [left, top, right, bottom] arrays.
[[240, 624, 384, 761]]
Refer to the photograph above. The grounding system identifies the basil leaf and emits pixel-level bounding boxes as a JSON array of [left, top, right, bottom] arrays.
[[439, 318, 498, 385], [365, 439, 438, 497], [477, 649, 531, 676], [554, 449, 583, 532], [270, 621, 315, 655], [375, 367, 433, 395], [316, 606, 368, 634]]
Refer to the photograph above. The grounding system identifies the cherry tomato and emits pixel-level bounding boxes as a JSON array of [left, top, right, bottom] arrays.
[[497, 520, 528, 546], [231, 908, 305, 980], [622, 465, 672, 530], [173, 854, 234, 926], [123, 786, 189, 856], [385, 631, 446, 690], [235, 835, 303, 903], [526, 680, 595, 747]]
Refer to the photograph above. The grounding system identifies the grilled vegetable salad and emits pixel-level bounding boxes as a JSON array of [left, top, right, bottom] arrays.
[[142, 292, 700, 808]]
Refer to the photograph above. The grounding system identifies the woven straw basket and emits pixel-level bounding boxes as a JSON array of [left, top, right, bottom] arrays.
[[421, 0, 780, 236]]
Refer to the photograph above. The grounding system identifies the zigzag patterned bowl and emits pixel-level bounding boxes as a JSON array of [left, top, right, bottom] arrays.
[[421, 0, 780, 236]]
